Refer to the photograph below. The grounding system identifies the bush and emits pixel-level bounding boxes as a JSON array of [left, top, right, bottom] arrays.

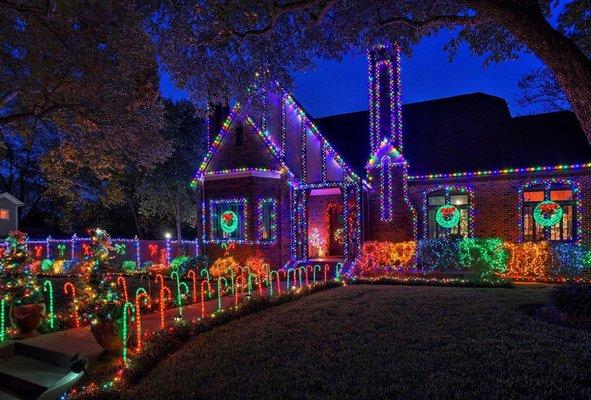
[[355, 241, 415, 276], [415, 239, 462, 271], [171, 255, 208, 276], [550, 284, 591, 317], [459, 238, 507, 277], [549, 243, 586, 276]]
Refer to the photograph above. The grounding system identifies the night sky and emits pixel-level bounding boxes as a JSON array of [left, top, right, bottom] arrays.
[[159, 30, 545, 118]]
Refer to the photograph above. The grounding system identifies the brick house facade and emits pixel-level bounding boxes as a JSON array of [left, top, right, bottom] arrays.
[[194, 44, 591, 269]]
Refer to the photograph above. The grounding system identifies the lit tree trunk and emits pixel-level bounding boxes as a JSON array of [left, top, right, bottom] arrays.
[[465, 0, 591, 144]]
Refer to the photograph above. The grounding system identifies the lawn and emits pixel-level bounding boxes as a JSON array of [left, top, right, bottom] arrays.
[[129, 284, 591, 400]]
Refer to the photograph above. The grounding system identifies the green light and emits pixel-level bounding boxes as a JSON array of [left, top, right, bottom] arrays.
[[43, 280, 54, 330], [122, 301, 135, 363], [217, 277, 228, 311], [220, 210, 238, 234], [436, 205, 460, 228], [533, 200, 563, 227], [0, 299, 5, 342]]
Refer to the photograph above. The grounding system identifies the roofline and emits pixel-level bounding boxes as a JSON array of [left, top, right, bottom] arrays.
[[0, 192, 24, 206], [407, 161, 591, 181]]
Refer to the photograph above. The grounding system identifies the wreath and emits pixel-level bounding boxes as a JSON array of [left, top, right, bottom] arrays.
[[436, 204, 461, 228], [533, 200, 563, 227], [220, 210, 239, 234]]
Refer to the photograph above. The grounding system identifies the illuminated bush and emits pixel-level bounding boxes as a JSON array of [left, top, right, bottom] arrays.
[[415, 239, 462, 271], [459, 238, 507, 277], [209, 256, 239, 278], [356, 241, 415, 275], [245, 256, 268, 277], [504, 242, 552, 278], [549, 243, 586, 276]]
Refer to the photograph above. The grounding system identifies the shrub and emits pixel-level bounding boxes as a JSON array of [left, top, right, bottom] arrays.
[[459, 238, 507, 277], [209, 256, 239, 278], [245, 256, 268, 277], [549, 243, 586, 276], [122, 260, 137, 273], [550, 284, 591, 317], [415, 239, 461, 271], [504, 241, 551, 278], [356, 241, 415, 276]]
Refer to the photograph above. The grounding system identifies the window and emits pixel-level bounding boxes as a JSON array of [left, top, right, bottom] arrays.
[[426, 189, 471, 239], [210, 200, 246, 241], [522, 184, 576, 242], [0, 209, 8, 220], [257, 199, 277, 242], [235, 126, 244, 147]]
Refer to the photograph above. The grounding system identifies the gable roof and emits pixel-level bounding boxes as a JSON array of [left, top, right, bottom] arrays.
[[0, 192, 24, 206], [314, 93, 591, 176]]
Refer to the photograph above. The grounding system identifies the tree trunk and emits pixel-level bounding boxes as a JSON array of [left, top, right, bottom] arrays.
[[466, 0, 591, 144], [175, 193, 183, 242], [127, 199, 143, 239]]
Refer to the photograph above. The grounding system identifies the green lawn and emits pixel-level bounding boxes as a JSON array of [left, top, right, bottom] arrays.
[[129, 285, 591, 400]]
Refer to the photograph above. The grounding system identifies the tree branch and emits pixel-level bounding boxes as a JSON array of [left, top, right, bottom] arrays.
[[377, 13, 490, 30]]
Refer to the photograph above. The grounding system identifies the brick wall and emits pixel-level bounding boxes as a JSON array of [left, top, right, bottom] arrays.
[[407, 170, 591, 244]]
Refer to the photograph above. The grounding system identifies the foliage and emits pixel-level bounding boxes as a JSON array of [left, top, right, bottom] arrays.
[[504, 241, 552, 278], [415, 239, 462, 272], [136, 100, 206, 240], [355, 241, 415, 276], [353, 275, 512, 288], [550, 243, 586, 277], [0, 230, 43, 305], [209, 256, 239, 278], [550, 284, 591, 317], [122, 261, 137, 274], [244, 256, 268, 277], [458, 238, 507, 277], [170, 255, 208, 276]]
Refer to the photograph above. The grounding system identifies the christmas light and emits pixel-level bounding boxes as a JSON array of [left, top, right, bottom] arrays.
[[200, 279, 211, 318], [436, 205, 461, 228], [43, 280, 54, 330], [216, 277, 228, 312], [117, 276, 129, 303], [121, 302, 135, 363], [159, 285, 172, 329], [134, 288, 151, 351], [187, 270, 197, 303], [533, 201, 563, 227], [63, 282, 79, 328]]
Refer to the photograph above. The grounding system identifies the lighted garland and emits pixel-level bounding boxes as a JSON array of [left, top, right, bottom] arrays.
[[436, 205, 461, 228], [533, 201, 563, 227]]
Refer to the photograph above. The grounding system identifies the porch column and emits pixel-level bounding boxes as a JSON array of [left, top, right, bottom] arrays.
[[342, 185, 350, 261]]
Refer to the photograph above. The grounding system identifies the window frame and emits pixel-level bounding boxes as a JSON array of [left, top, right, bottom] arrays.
[[424, 187, 473, 239], [257, 198, 277, 244], [0, 209, 9, 220], [520, 181, 578, 243], [209, 198, 248, 242]]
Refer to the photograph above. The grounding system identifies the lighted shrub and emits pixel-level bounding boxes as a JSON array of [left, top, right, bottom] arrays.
[[459, 238, 507, 277], [549, 243, 586, 276], [504, 241, 552, 278], [550, 284, 591, 317], [245, 256, 268, 277], [209, 256, 239, 278], [356, 241, 415, 276], [170, 255, 208, 276], [415, 239, 461, 271]]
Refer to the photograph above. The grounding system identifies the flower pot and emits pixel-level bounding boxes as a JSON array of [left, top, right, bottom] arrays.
[[10, 303, 46, 339], [91, 319, 124, 353]]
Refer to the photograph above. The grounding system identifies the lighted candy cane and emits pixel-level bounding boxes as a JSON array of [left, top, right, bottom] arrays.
[[43, 280, 55, 330], [0, 299, 5, 342], [170, 271, 189, 317], [296, 267, 305, 287], [57, 244, 66, 259], [234, 274, 245, 306], [200, 269, 212, 298], [226, 268, 235, 294], [323, 264, 329, 282], [305, 266, 312, 286], [117, 276, 129, 302], [264, 264, 271, 287], [148, 244, 159, 257], [159, 285, 172, 329], [155, 274, 164, 290], [286, 268, 296, 289], [63, 282, 79, 328], [256, 272, 264, 296], [269, 270, 281, 296], [246, 273, 256, 296], [313, 265, 321, 284], [34, 245, 43, 259], [187, 270, 197, 303], [200, 279, 212, 318], [335, 263, 343, 281], [140, 275, 151, 297], [217, 277, 228, 312], [134, 288, 151, 351], [121, 302, 135, 363], [114, 243, 126, 255]]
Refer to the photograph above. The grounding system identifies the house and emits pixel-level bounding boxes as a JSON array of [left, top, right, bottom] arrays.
[[194, 43, 591, 269], [0, 193, 24, 237]]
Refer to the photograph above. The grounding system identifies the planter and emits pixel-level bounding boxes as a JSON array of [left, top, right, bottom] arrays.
[[10, 303, 46, 339], [91, 318, 134, 357]]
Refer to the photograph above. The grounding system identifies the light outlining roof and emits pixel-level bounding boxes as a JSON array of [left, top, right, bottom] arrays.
[[0, 192, 24, 206]]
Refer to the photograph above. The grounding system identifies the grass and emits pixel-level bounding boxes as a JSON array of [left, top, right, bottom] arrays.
[[128, 284, 591, 400]]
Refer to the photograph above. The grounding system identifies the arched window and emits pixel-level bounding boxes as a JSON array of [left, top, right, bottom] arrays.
[[521, 182, 577, 242], [425, 188, 472, 239]]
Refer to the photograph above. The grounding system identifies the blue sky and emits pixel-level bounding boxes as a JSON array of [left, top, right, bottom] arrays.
[[160, 30, 545, 118]]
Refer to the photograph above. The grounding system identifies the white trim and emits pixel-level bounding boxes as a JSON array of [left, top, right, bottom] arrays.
[[204, 170, 282, 181], [0, 193, 24, 207]]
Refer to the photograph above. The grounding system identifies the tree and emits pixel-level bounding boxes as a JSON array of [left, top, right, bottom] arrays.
[[1, 1, 171, 231], [146, 0, 591, 144], [137, 100, 206, 241]]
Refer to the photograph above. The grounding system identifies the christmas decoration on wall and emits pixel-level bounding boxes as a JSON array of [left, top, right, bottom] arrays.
[[220, 210, 239, 234], [309, 228, 326, 258], [533, 200, 563, 227], [436, 205, 461, 228]]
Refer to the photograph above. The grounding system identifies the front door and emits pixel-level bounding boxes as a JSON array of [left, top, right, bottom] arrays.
[[328, 205, 344, 256]]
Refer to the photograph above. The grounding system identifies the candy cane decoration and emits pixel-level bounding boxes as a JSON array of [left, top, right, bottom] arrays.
[[256, 272, 263, 296], [313, 265, 321, 284], [121, 302, 135, 363], [200, 279, 211, 318], [0, 299, 5, 342], [134, 288, 151, 351], [117, 276, 129, 302], [234, 274, 245, 306], [305, 266, 312, 286], [200, 269, 212, 298], [140, 274, 151, 297], [155, 273, 164, 289], [269, 270, 281, 296], [217, 277, 228, 312], [226, 268, 235, 294], [324, 264, 329, 282], [159, 285, 172, 329], [63, 282, 79, 328], [187, 270, 197, 304], [43, 280, 54, 330], [286, 268, 296, 289], [335, 262, 343, 281]]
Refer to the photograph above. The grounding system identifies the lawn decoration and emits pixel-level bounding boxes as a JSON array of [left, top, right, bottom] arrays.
[[0, 231, 45, 339], [171, 271, 189, 317], [226, 267, 235, 294], [134, 288, 151, 351], [269, 270, 281, 296], [121, 302, 135, 363], [117, 276, 129, 302], [436, 204, 461, 228], [43, 280, 55, 330], [234, 274, 245, 305], [335, 263, 343, 281], [324, 264, 329, 282], [216, 277, 228, 312], [313, 265, 321, 284], [220, 210, 238, 234], [286, 268, 297, 289], [0, 299, 5, 342], [159, 284, 172, 329], [534, 200, 563, 227], [63, 282, 79, 328], [200, 279, 212, 318], [187, 270, 197, 303], [57, 244, 66, 259]]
